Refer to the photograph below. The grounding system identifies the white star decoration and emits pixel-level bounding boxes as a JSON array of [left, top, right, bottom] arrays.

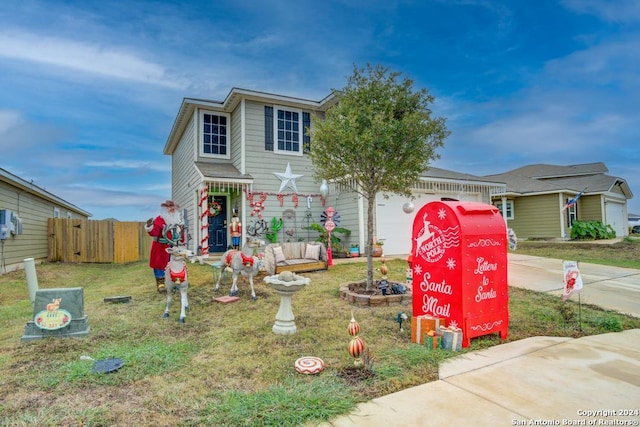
[[274, 162, 303, 193]]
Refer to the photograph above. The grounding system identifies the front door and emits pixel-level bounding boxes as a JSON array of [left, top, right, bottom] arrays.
[[208, 195, 227, 253]]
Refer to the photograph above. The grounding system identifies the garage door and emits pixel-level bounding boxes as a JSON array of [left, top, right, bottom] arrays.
[[376, 192, 479, 255], [376, 193, 429, 256], [605, 201, 625, 237]]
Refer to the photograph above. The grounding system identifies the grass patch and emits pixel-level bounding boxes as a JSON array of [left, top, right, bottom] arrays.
[[0, 240, 639, 425], [197, 375, 355, 426], [516, 239, 640, 269]]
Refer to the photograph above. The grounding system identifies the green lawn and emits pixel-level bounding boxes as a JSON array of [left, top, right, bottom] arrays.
[[0, 242, 638, 426]]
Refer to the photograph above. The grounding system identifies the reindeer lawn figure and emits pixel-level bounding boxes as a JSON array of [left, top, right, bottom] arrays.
[[214, 236, 263, 300], [164, 245, 194, 323]]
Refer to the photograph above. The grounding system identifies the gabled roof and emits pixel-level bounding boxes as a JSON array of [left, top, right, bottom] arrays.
[[485, 163, 633, 198], [0, 167, 91, 217], [164, 88, 337, 155]]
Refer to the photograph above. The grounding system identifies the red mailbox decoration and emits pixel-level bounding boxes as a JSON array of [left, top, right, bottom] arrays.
[[411, 200, 509, 347]]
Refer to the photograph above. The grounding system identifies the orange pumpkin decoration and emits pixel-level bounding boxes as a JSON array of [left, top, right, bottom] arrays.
[[349, 336, 364, 359], [380, 259, 388, 276]]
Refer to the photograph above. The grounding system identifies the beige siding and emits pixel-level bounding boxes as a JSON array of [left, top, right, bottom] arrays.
[[1, 181, 89, 272], [332, 190, 361, 251], [611, 185, 624, 196], [510, 194, 561, 239], [171, 114, 201, 251], [578, 195, 602, 222], [242, 100, 329, 244], [230, 103, 242, 171]]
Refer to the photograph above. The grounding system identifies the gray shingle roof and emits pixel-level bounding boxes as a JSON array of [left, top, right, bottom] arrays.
[[502, 162, 608, 178], [484, 162, 632, 197]]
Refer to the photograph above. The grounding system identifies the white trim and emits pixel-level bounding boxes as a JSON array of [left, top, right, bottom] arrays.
[[199, 109, 231, 160], [495, 200, 514, 220], [358, 193, 366, 249], [240, 98, 246, 174], [273, 105, 304, 156]]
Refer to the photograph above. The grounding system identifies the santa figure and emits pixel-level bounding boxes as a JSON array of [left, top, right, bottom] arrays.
[[145, 200, 184, 292], [230, 215, 242, 249]]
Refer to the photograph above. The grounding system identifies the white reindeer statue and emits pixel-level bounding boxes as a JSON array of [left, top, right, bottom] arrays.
[[163, 245, 194, 323], [214, 237, 263, 300]]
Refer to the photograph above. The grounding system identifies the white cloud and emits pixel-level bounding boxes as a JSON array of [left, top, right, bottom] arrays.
[[0, 110, 23, 133], [85, 160, 170, 172], [562, 0, 640, 23], [0, 29, 188, 89]]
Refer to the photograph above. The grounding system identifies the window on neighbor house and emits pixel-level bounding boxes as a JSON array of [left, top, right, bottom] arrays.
[[264, 106, 310, 155], [566, 201, 577, 228], [495, 201, 514, 220], [53, 207, 60, 218], [201, 111, 230, 158]]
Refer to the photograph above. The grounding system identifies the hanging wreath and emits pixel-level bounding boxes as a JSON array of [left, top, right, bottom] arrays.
[[208, 201, 222, 217]]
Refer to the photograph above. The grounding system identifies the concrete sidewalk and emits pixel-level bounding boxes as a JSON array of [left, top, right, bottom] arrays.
[[320, 254, 640, 427]]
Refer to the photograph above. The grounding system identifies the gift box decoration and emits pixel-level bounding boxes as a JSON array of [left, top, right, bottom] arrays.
[[424, 330, 442, 350], [441, 326, 463, 351], [411, 315, 445, 344]]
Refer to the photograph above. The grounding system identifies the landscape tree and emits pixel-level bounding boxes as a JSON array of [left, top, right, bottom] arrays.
[[309, 64, 450, 291]]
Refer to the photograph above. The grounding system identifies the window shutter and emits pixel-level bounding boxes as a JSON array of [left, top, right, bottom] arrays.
[[265, 106, 273, 151], [302, 112, 311, 154]]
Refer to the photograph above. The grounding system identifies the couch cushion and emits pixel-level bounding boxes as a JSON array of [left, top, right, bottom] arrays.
[[282, 241, 306, 259], [305, 244, 321, 261], [273, 246, 286, 263]]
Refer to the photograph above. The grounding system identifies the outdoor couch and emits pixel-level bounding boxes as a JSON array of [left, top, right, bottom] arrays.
[[263, 242, 328, 275]]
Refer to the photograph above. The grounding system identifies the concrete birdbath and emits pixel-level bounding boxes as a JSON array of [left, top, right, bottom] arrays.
[[264, 271, 310, 335]]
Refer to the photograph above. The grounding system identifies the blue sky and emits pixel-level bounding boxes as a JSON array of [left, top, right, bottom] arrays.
[[1, 0, 639, 221]]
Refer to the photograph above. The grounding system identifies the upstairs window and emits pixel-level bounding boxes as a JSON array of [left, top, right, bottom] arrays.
[[201, 111, 230, 158], [265, 106, 311, 155], [276, 106, 301, 154]]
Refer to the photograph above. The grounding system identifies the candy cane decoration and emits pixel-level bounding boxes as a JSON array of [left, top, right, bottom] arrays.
[[199, 184, 209, 255]]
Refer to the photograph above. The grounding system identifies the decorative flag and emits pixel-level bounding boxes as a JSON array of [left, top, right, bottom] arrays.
[[562, 260, 583, 301], [562, 190, 584, 211]]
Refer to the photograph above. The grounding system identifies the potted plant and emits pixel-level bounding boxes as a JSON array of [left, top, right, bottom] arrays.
[[306, 223, 351, 254], [349, 244, 360, 258], [371, 238, 384, 257]]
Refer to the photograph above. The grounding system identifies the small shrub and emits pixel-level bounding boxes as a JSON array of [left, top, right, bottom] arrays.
[[570, 220, 616, 240], [594, 314, 623, 332]]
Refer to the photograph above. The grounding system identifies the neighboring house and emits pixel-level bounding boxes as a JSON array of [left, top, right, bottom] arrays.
[[486, 163, 633, 239], [164, 88, 507, 257], [0, 167, 91, 273]]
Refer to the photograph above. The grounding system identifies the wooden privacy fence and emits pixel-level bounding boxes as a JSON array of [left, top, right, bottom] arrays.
[[48, 219, 151, 264]]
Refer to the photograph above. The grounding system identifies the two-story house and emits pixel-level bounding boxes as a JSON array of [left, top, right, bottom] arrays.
[[164, 88, 507, 257]]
